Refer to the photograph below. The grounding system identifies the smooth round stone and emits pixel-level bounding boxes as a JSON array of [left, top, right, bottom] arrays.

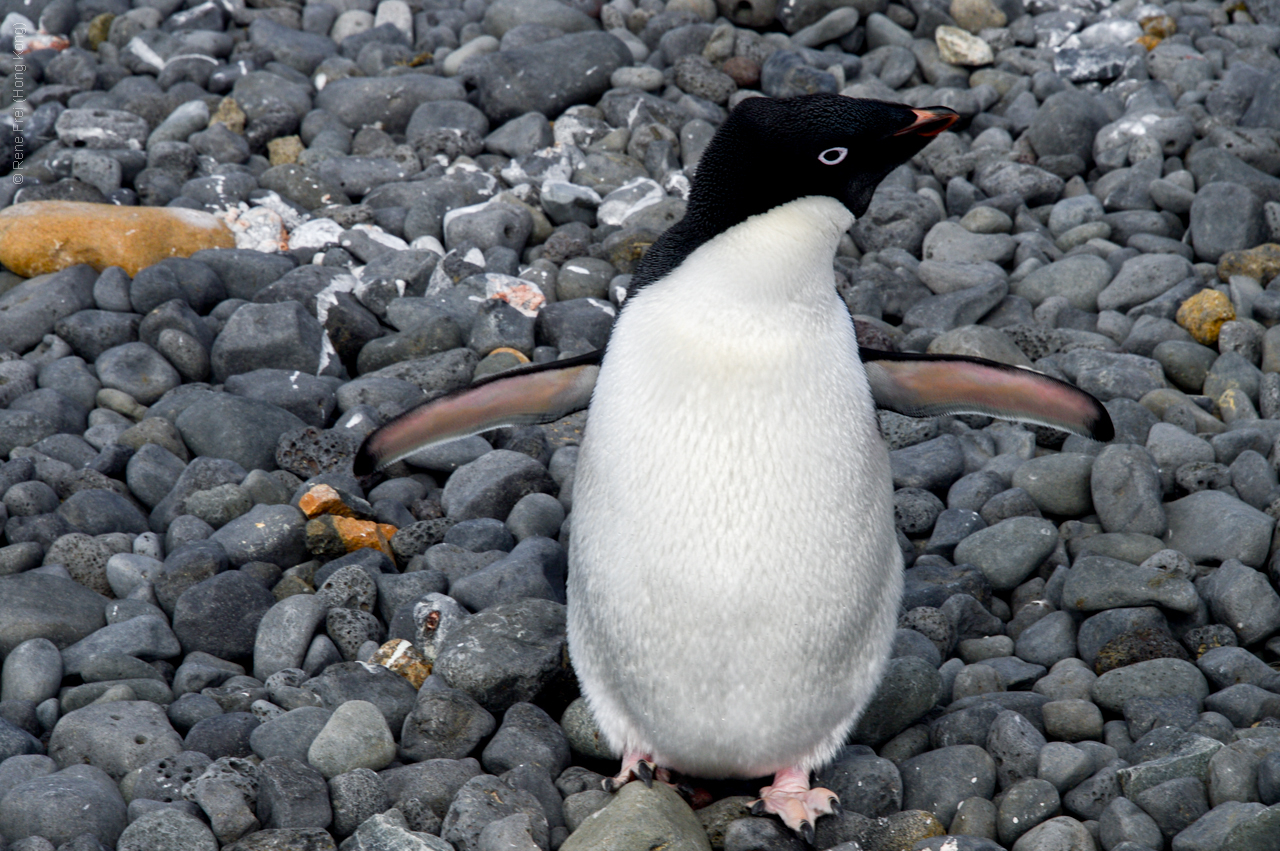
[[952, 517, 1059, 592], [1011, 454, 1094, 516], [1092, 659, 1210, 713], [1042, 699, 1105, 742], [505, 492, 566, 541], [0, 639, 63, 704], [610, 65, 664, 90], [1037, 741, 1094, 792], [1012, 255, 1113, 310], [0, 765, 128, 848], [307, 700, 397, 778], [94, 342, 182, 406]]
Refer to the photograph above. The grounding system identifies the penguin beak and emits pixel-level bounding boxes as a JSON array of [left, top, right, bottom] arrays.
[[892, 107, 960, 138]]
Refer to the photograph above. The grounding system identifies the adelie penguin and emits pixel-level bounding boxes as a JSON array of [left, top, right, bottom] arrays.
[[355, 94, 1114, 840]]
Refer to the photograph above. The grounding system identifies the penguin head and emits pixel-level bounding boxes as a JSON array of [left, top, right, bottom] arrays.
[[687, 94, 959, 221]]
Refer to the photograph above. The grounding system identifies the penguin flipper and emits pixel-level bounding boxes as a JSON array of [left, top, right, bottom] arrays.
[[860, 348, 1115, 442], [354, 351, 602, 474]]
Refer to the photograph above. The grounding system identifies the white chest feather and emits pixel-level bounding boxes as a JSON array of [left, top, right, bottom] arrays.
[[566, 197, 904, 779]]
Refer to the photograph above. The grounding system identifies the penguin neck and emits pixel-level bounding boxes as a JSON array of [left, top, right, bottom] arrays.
[[654, 195, 855, 308]]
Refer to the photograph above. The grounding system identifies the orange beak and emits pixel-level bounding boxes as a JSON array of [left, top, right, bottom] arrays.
[[892, 107, 961, 138]]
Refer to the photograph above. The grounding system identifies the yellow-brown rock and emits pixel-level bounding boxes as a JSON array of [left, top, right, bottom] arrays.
[[1218, 243, 1280, 284], [210, 98, 246, 134], [369, 638, 431, 688], [268, 136, 305, 166], [0, 201, 234, 277], [1136, 33, 1163, 50], [1141, 14, 1177, 37], [1176, 289, 1236, 345]]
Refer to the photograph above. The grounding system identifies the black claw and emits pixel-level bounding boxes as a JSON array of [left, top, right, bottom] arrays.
[[635, 760, 654, 788], [749, 799, 765, 816], [602, 778, 617, 794], [676, 783, 696, 803], [829, 798, 841, 816], [799, 820, 815, 845]]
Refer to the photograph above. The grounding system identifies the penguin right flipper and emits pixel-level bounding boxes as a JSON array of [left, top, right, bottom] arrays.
[[860, 349, 1115, 441], [353, 350, 601, 475]]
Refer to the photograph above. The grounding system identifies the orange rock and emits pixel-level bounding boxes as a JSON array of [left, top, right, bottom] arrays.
[[1136, 34, 1162, 50], [1176, 289, 1236, 345], [331, 515, 397, 561], [369, 638, 431, 688], [488, 347, 531, 363], [0, 201, 234, 277], [299, 484, 356, 519]]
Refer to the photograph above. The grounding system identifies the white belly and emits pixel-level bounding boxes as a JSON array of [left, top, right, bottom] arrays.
[[566, 197, 904, 778]]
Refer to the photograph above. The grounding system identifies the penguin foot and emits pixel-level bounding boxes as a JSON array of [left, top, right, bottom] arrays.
[[750, 767, 838, 843], [603, 752, 672, 793]]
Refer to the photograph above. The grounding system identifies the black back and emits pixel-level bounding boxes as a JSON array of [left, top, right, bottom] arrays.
[[628, 95, 950, 296]]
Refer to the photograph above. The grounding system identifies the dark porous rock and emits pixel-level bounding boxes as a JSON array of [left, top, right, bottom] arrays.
[[327, 768, 390, 838], [399, 682, 496, 763], [0, 765, 127, 848], [303, 662, 417, 733], [1093, 627, 1189, 675], [130, 751, 213, 804], [173, 571, 277, 660], [275, 427, 360, 480], [434, 598, 568, 713], [467, 32, 632, 124]]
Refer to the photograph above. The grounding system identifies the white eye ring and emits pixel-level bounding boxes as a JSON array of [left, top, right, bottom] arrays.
[[818, 147, 848, 165]]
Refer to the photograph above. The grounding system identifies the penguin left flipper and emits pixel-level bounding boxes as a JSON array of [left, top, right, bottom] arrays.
[[353, 350, 601, 475], [860, 348, 1116, 442], [750, 768, 839, 844]]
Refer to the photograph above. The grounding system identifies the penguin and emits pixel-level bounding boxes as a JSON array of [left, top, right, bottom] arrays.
[[355, 94, 1114, 840]]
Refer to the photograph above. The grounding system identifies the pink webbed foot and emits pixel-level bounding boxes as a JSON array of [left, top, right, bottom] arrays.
[[603, 751, 672, 793], [750, 767, 839, 844]]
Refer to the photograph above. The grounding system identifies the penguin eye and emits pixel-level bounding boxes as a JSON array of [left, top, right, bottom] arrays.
[[818, 147, 848, 165]]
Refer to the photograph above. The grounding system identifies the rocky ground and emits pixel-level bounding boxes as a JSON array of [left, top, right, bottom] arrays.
[[2, 0, 1280, 848]]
